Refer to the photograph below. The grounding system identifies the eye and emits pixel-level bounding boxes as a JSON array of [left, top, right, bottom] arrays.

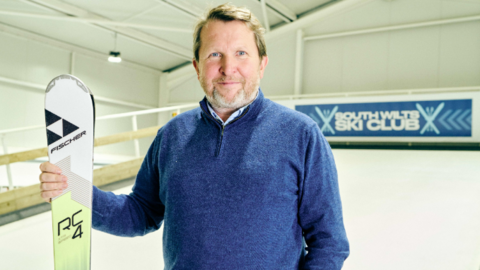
[[211, 52, 220, 57], [238, 51, 246, 56]]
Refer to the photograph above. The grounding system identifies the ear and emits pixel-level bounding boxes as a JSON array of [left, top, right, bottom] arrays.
[[258, 55, 269, 79], [192, 58, 200, 79]]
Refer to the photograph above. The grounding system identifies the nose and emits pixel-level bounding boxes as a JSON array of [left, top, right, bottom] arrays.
[[220, 55, 237, 76]]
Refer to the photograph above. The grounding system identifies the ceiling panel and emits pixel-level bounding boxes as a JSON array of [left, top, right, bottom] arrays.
[[0, 15, 113, 53], [61, 0, 155, 21], [125, 3, 196, 26], [133, 28, 193, 53], [183, 0, 284, 27], [127, 4, 196, 28], [278, 0, 333, 16], [0, 0, 331, 71], [0, 0, 189, 69], [0, 0, 54, 13], [0, 13, 183, 70], [126, 4, 196, 50], [116, 34, 187, 70]]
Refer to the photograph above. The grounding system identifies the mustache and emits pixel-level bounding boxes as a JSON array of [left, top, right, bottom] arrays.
[[214, 77, 244, 83]]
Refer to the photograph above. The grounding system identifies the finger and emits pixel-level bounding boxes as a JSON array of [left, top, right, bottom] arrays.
[[40, 182, 68, 192], [41, 190, 63, 203], [39, 162, 62, 174], [39, 173, 67, 183]]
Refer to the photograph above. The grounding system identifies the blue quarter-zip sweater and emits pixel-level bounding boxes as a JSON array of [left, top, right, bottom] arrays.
[[92, 90, 349, 269]]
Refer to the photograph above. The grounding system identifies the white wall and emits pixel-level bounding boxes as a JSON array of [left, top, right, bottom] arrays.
[[261, 31, 297, 96], [0, 31, 161, 157], [169, 74, 204, 104], [300, 0, 480, 94]]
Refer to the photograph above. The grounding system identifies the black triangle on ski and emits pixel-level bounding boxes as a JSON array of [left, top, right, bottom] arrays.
[[45, 109, 61, 126], [47, 129, 62, 145], [63, 119, 79, 137]]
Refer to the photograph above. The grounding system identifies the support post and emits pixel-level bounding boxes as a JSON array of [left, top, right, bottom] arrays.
[[294, 29, 304, 97], [131, 116, 140, 158], [0, 134, 13, 190], [157, 72, 170, 126], [70, 52, 75, 75], [260, 0, 270, 32]]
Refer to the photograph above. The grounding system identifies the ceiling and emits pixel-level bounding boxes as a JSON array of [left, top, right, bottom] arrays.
[[0, 0, 337, 72]]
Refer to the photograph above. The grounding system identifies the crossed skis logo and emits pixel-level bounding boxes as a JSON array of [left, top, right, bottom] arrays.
[[416, 103, 471, 135], [45, 109, 79, 145], [416, 103, 444, 134], [309, 106, 338, 135]]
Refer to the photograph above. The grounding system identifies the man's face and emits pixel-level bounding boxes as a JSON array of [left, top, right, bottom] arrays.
[[193, 20, 268, 110]]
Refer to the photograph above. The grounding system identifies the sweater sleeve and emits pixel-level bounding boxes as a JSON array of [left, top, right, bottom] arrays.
[[298, 125, 350, 269], [92, 131, 165, 237]]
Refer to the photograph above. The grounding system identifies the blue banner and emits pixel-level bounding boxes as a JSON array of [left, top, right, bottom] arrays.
[[296, 99, 472, 137]]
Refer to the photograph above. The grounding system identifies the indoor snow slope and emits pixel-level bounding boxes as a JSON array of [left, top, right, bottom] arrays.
[[1, 149, 479, 270]]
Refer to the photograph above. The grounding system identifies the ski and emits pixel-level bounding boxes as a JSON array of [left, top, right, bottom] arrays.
[[45, 74, 95, 270]]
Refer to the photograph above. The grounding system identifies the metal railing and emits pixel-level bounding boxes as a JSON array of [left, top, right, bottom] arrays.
[[165, 86, 480, 106], [0, 102, 198, 191], [266, 86, 480, 100]]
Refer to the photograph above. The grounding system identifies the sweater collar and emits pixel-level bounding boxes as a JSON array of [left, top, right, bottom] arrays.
[[205, 91, 258, 125], [199, 88, 265, 125]]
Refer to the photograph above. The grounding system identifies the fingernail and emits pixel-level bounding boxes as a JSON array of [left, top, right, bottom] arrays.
[[63, 183, 68, 188], [62, 176, 67, 181], [57, 170, 62, 174]]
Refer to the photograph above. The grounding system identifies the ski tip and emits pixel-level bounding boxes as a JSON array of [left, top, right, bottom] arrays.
[[46, 74, 93, 95]]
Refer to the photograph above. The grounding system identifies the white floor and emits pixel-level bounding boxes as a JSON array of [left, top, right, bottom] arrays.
[[337, 150, 480, 270], [0, 149, 479, 270]]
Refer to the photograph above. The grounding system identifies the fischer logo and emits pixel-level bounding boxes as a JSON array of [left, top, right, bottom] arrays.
[[45, 109, 84, 147], [51, 130, 86, 154]]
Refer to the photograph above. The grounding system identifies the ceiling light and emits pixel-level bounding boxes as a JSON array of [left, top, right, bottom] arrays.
[[108, 51, 122, 63], [108, 32, 121, 63]]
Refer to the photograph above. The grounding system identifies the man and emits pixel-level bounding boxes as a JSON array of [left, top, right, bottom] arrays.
[[39, 3, 349, 269]]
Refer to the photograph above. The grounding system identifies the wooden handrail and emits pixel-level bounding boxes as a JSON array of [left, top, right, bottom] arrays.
[[0, 148, 47, 167], [0, 157, 144, 216], [0, 125, 160, 166], [94, 125, 160, 147], [93, 157, 143, 187]]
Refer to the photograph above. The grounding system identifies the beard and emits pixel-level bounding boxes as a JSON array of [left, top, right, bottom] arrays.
[[200, 72, 260, 110]]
